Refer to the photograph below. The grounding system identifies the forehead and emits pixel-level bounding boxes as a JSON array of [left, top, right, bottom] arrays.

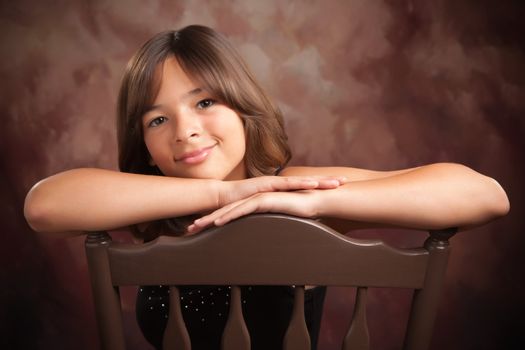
[[154, 57, 198, 97]]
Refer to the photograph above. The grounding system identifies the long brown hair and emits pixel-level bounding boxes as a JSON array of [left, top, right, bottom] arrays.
[[116, 25, 291, 238]]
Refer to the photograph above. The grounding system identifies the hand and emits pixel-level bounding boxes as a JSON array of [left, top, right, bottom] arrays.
[[188, 190, 325, 234], [217, 175, 346, 208]]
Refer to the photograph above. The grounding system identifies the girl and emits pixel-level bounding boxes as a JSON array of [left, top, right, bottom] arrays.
[[24, 25, 509, 349]]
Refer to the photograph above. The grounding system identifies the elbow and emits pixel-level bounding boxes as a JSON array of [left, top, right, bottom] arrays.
[[439, 163, 510, 225], [487, 178, 510, 219], [469, 177, 510, 226], [450, 163, 510, 219], [24, 184, 55, 233]]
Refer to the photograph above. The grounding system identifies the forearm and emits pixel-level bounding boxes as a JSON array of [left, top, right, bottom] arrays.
[[189, 163, 509, 233], [24, 168, 220, 234], [316, 163, 510, 230]]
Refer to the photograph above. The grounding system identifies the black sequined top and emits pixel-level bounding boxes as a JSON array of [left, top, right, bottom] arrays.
[[136, 284, 326, 349]]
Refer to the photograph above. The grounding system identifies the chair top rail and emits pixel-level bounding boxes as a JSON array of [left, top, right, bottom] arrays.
[[104, 214, 429, 288]]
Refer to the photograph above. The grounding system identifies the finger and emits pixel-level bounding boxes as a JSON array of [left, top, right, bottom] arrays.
[[313, 179, 343, 189], [308, 176, 349, 187], [197, 195, 264, 229], [192, 198, 250, 230], [337, 176, 350, 184], [214, 199, 263, 226], [262, 177, 319, 191], [288, 176, 348, 188], [186, 223, 203, 235], [264, 176, 341, 191], [190, 213, 220, 232]]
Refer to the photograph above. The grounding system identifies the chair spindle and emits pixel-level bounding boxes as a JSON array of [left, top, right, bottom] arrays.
[[342, 287, 370, 350], [283, 285, 310, 350], [163, 286, 191, 350], [221, 286, 250, 350]]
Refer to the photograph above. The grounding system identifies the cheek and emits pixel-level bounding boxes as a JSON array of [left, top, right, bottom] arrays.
[[233, 122, 247, 155], [144, 136, 165, 166], [233, 115, 246, 141], [214, 112, 246, 149]]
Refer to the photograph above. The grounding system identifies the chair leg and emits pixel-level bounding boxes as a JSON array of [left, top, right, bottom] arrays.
[[85, 232, 126, 350], [403, 229, 456, 350]]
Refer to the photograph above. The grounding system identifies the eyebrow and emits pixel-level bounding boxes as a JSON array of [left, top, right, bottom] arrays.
[[144, 87, 204, 113]]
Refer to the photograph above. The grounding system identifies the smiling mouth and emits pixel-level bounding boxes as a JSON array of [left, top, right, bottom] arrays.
[[176, 144, 216, 164]]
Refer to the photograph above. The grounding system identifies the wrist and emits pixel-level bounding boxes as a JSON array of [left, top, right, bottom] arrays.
[[208, 179, 226, 209], [314, 188, 340, 218], [310, 189, 328, 218]]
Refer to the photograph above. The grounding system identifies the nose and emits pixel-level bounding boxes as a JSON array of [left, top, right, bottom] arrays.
[[172, 111, 202, 143]]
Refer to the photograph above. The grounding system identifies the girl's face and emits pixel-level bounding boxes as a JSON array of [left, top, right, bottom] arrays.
[[142, 57, 247, 180]]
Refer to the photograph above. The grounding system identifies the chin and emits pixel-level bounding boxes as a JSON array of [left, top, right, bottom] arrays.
[[166, 164, 245, 181], [178, 170, 226, 180]]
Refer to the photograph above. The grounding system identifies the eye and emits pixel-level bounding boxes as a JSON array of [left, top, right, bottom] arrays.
[[147, 116, 167, 128], [196, 99, 215, 109]]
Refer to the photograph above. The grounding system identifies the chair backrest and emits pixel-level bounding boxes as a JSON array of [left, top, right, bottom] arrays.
[[85, 213, 457, 350]]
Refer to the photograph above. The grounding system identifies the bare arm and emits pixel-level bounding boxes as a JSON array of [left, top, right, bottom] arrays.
[[24, 168, 220, 235], [190, 163, 509, 232], [24, 168, 344, 236], [285, 163, 509, 230]]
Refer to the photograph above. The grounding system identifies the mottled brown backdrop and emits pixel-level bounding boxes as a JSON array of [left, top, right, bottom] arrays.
[[1, 0, 524, 349]]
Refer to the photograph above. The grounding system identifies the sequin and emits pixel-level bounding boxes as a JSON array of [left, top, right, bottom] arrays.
[[137, 284, 327, 349]]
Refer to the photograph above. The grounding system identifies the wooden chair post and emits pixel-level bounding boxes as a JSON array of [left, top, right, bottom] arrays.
[[163, 286, 191, 350], [403, 228, 457, 350], [283, 286, 310, 350], [83, 215, 462, 349], [343, 287, 370, 350], [85, 232, 125, 350], [221, 285, 251, 350]]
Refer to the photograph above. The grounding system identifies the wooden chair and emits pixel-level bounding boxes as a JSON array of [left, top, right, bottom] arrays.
[[85, 213, 457, 350]]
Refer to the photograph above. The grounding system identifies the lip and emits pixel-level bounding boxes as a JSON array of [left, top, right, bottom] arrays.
[[176, 144, 216, 164]]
